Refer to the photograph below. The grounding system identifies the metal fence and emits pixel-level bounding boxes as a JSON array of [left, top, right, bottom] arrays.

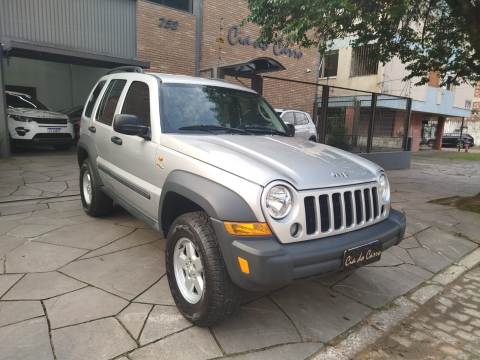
[[231, 74, 412, 153]]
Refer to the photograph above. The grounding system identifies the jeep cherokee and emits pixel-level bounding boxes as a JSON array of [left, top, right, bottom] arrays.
[[77, 67, 406, 326]]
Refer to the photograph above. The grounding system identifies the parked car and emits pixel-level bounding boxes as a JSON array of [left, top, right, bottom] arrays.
[[275, 108, 317, 141], [427, 133, 475, 148], [78, 69, 406, 326], [6, 91, 75, 150], [61, 105, 84, 142]]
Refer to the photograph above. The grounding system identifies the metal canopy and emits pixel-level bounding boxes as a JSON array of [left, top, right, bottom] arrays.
[[220, 57, 285, 77], [2, 40, 149, 69]]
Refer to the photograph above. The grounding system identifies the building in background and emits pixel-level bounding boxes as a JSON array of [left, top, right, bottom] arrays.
[[317, 39, 474, 152]]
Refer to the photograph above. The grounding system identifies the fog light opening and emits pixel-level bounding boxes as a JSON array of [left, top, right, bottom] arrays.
[[290, 223, 302, 238]]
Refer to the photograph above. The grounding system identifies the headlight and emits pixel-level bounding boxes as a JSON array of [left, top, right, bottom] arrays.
[[10, 115, 29, 122], [265, 185, 293, 219], [378, 174, 390, 204]]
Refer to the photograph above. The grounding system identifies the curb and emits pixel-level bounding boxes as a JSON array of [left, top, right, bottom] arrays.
[[311, 247, 480, 360]]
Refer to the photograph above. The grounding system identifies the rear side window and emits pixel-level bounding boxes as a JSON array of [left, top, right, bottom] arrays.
[[95, 79, 127, 125], [121, 81, 151, 127], [294, 112, 308, 125], [84, 81, 106, 117], [282, 112, 294, 124]]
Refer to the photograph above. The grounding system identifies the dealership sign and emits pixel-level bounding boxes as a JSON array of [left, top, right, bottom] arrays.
[[227, 26, 303, 59]]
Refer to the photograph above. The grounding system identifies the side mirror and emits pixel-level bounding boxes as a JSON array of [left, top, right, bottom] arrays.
[[113, 114, 151, 140], [286, 123, 295, 137]]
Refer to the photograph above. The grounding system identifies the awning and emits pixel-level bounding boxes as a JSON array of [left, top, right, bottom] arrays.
[[220, 57, 285, 77]]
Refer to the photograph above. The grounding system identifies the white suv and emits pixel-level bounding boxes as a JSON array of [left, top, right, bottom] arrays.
[[275, 109, 317, 141], [6, 91, 75, 150]]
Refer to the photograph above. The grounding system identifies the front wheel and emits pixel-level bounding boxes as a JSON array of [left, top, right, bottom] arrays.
[[166, 211, 241, 326], [80, 159, 113, 217]]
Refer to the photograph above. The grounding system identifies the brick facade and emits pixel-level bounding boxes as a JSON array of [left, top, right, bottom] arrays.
[[136, 0, 196, 75]]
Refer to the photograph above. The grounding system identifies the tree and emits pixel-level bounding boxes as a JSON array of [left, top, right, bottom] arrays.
[[246, 0, 480, 86]]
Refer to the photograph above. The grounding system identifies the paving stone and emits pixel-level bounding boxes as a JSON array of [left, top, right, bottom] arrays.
[[398, 236, 422, 249], [0, 274, 23, 297], [0, 234, 26, 255], [416, 227, 477, 261], [407, 247, 453, 273], [213, 297, 299, 353], [6, 241, 86, 273], [45, 286, 128, 329], [0, 220, 22, 235], [117, 302, 153, 340], [0, 300, 44, 326], [61, 244, 164, 299], [3, 271, 85, 300], [130, 327, 221, 360], [80, 228, 162, 259], [229, 342, 322, 360], [272, 280, 371, 342], [387, 246, 415, 265], [410, 284, 444, 305], [457, 248, 480, 269], [0, 317, 53, 360], [0, 202, 48, 216], [52, 317, 136, 360], [140, 305, 191, 345], [333, 264, 432, 308], [27, 181, 67, 194], [135, 276, 174, 305], [34, 221, 133, 250], [432, 265, 467, 286], [8, 223, 62, 238]]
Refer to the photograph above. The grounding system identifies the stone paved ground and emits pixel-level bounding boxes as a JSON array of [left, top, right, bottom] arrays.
[[0, 152, 479, 360], [355, 266, 480, 360]]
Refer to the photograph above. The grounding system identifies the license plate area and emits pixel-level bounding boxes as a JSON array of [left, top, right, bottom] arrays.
[[47, 128, 61, 133], [342, 241, 382, 269]]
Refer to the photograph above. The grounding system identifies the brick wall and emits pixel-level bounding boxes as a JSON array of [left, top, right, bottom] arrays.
[[200, 0, 319, 115], [410, 113, 424, 152], [137, 0, 196, 75]]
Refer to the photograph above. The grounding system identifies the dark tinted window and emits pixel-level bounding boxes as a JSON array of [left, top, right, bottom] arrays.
[[150, 0, 192, 12], [121, 82, 151, 127], [322, 50, 339, 78], [85, 81, 106, 117], [282, 112, 295, 124], [294, 112, 308, 125], [96, 80, 127, 125], [6, 93, 48, 110]]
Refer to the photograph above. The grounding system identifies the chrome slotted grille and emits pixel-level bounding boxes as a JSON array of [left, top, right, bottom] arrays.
[[300, 182, 387, 241]]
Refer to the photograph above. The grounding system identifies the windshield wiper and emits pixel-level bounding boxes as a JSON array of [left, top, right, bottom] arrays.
[[240, 125, 287, 136], [177, 125, 250, 134]]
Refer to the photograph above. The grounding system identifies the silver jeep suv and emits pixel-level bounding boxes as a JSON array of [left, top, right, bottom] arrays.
[[78, 67, 406, 326]]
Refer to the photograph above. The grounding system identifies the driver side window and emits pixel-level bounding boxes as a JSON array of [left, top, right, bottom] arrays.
[[121, 81, 151, 127]]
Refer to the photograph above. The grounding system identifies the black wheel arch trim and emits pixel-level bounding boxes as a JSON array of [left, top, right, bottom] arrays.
[[159, 170, 258, 231]]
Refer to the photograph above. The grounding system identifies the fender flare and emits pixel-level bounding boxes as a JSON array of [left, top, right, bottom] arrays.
[[158, 170, 258, 228]]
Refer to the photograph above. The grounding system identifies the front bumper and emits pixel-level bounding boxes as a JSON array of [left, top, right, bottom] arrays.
[[212, 209, 406, 291]]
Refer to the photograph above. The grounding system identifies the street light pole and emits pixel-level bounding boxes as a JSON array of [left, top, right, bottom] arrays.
[[0, 43, 10, 157]]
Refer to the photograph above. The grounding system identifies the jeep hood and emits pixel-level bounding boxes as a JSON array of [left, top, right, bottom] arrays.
[[8, 108, 68, 119], [163, 135, 382, 190]]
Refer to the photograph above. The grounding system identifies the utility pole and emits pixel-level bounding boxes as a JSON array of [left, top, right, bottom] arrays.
[[0, 43, 10, 158]]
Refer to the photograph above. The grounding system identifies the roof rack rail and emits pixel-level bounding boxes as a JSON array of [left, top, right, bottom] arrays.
[[106, 66, 144, 75]]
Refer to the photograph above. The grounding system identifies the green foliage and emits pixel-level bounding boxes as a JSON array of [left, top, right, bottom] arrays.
[[246, 0, 480, 86]]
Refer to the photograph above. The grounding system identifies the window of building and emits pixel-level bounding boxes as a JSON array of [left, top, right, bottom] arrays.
[[294, 112, 309, 125], [121, 82, 151, 127], [350, 44, 379, 77], [150, 0, 193, 12], [320, 50, 338, 78], [96, 79, 127, 126], [85, 81, 106, 118]]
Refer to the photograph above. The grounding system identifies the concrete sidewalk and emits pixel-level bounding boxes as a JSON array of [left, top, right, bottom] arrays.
[[0, 152, 479, 360]]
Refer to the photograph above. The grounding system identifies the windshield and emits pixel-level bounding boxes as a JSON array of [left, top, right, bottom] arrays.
[[160, 84, 287, 135], [6, 93, 48, 110]]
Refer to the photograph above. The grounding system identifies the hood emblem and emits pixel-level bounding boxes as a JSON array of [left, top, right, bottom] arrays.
[[331, 171, 349, 178]]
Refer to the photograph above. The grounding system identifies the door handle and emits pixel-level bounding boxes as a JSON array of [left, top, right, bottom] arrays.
[[88, 126, 96, 133], [111, 136, 122, 145]]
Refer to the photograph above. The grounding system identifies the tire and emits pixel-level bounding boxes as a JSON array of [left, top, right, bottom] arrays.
[[166, 211, 241, 326], [309, 136, 317, 142], [54, 143, 72, 151], [80, 159, 113, 217]]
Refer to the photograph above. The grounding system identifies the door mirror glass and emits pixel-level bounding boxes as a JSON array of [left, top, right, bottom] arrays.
[[113, 114, 151, 140], [286, 123, 295, 137]]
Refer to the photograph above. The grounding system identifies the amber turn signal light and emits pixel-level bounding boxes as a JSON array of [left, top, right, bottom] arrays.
[[237, 256, 250, 274], [224, 222, 272, 236]]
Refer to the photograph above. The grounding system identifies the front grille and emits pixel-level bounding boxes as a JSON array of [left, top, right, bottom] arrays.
[[302, 182, 387, 238], [32, 118, 67, 125]]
